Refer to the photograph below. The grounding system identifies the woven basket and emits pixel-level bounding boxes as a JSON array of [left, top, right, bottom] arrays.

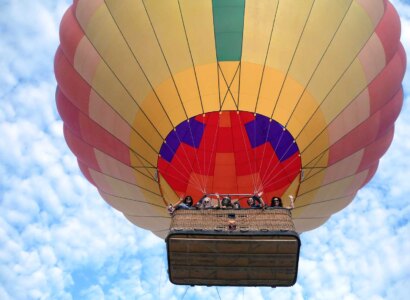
[[170, 208, 295, 232]]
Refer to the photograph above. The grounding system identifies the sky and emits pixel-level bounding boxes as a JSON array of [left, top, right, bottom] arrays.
[[1, 1, 410, 299]]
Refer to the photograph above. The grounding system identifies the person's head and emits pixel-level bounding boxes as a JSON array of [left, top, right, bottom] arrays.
[[221, 196, 231, 207], [233, 202, 240, 209], [184, 196, 193, 206], [204, 197, 210, 204], [271, 197, 283, 207], [247, 197, 254, 206]]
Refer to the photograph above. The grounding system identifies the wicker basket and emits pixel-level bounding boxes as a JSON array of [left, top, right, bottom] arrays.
[[170, 208, 295, 232]]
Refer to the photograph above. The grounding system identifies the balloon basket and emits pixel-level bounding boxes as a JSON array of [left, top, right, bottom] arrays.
[[166, 209, 301, 287]]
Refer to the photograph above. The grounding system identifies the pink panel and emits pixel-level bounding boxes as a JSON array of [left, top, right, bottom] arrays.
[[375, 89, 403, 139], [375, 1, 401, 63], [56, 88, 81, 136], [361, 162, 379, 187], [78, 113, 131, 166], [54, 47, 91, 114], [59, 5, 84, 65], [63, 125, 100, 171], [367, 46, 406, 114], [358, 126, 395, 172], [89, 91, 132, 147], [77, 160, 96, 185]]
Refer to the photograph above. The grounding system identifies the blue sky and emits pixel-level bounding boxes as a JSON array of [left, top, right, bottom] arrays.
[[1, 1, 410, 299]]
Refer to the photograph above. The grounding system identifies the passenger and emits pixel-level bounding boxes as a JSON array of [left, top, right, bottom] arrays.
[[221, 196, 234, 209], [232, 200, 241, 209], [196, 193, 220, 209], [270, 195, 294, 209], [167, 204, 175, 215], [173, 195, 194, 210], [247, 192, 265, 208], [270, 196, 283, 208]]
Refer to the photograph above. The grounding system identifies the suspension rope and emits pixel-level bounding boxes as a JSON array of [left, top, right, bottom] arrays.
[[236, 112, 259, 193], [204, 111, 223, 194], [181, 286, 190, 300]]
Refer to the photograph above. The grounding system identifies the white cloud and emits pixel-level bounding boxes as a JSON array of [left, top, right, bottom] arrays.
[[1, 0, 410, 299]]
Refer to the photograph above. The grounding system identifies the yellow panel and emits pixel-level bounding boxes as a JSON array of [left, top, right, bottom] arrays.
[[288, 0, 352, 86], [75, 0, 104, 28], [296, 171, 368, 218], [355, 0, 385, 26], [195, 64, 220, 113], [105, 0, 210, 125], [300, 134, 329, 169], [88, 91, 129, 147], [95, 149, 136, 182], [89, 169, 165, 207], [92, 64, 163, 147], [294, 217, 329, 233], [74, 37, 100, 84], [242, 0, 279, 65], [302, 167, 323, 182], [103, 0, 171, 88], [294, 195, 354, 220], [298, 169, 326, 197], [125, 214, 171, 232], [286, 92, 324, 138], [152, 230, 169, 239], [358, 34, 386, 82], [327, 90, 370, 145], [159, 175, 180, 206], [84, 6, 151, 104], [173, 68, 204, 117], [255, 68, 285, 117], [101, 191, 166, 217], [283, 175, 301, 205], [85, 4, 175, 136], [296, 112, 329, 154], [265, 0, 315, 72], [272, 79, 311, 126], [219, 62, 240, 111], [79, 4, 171, 144], [299, 150, 364, 198], [143, 0, 192, 74], [153, 80, 189, 122], [143, 1, 207, 118], [94, 149, 159, 192], [179, 0, 216, 65], [320, 60, 368, 123], [238, 62, 263, 112], [306, 1, 375, 102], [129, 130, 159, 168]]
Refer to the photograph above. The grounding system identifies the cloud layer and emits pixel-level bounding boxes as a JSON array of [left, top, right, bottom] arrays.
[[1, 1, 410, 299]]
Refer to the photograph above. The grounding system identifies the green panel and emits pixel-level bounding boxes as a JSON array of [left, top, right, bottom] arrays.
[[212, 0, 245, 61]]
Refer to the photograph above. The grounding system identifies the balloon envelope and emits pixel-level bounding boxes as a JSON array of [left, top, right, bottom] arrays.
[[55, 0, 406, 237]]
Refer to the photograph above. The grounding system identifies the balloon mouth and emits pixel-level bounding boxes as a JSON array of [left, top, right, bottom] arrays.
[[157, 111, 301, 202]]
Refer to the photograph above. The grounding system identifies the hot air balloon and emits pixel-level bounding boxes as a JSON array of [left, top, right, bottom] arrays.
[[55, 0, 406, 287]]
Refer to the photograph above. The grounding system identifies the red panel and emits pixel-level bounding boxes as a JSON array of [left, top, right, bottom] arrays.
[[77, 160, 96, 186], [375, 1, 401, 63], [158, 111, 302, 199], [375, 89, 403, 139], [56, 88, 81, 136], [54, 47, 91, 114], [329, 87, 402, 166], [78, 114, 131, 166], [59, 5, 84, 65], [216, 128, 234, 152], [360, 162, 379, 188], [358, 126, 394, 172], [368, 43, 406, 114], [64, 125, 100, 171]]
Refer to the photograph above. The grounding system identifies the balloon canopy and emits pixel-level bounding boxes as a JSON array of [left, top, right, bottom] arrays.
[[55, 0, 406, 238]]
